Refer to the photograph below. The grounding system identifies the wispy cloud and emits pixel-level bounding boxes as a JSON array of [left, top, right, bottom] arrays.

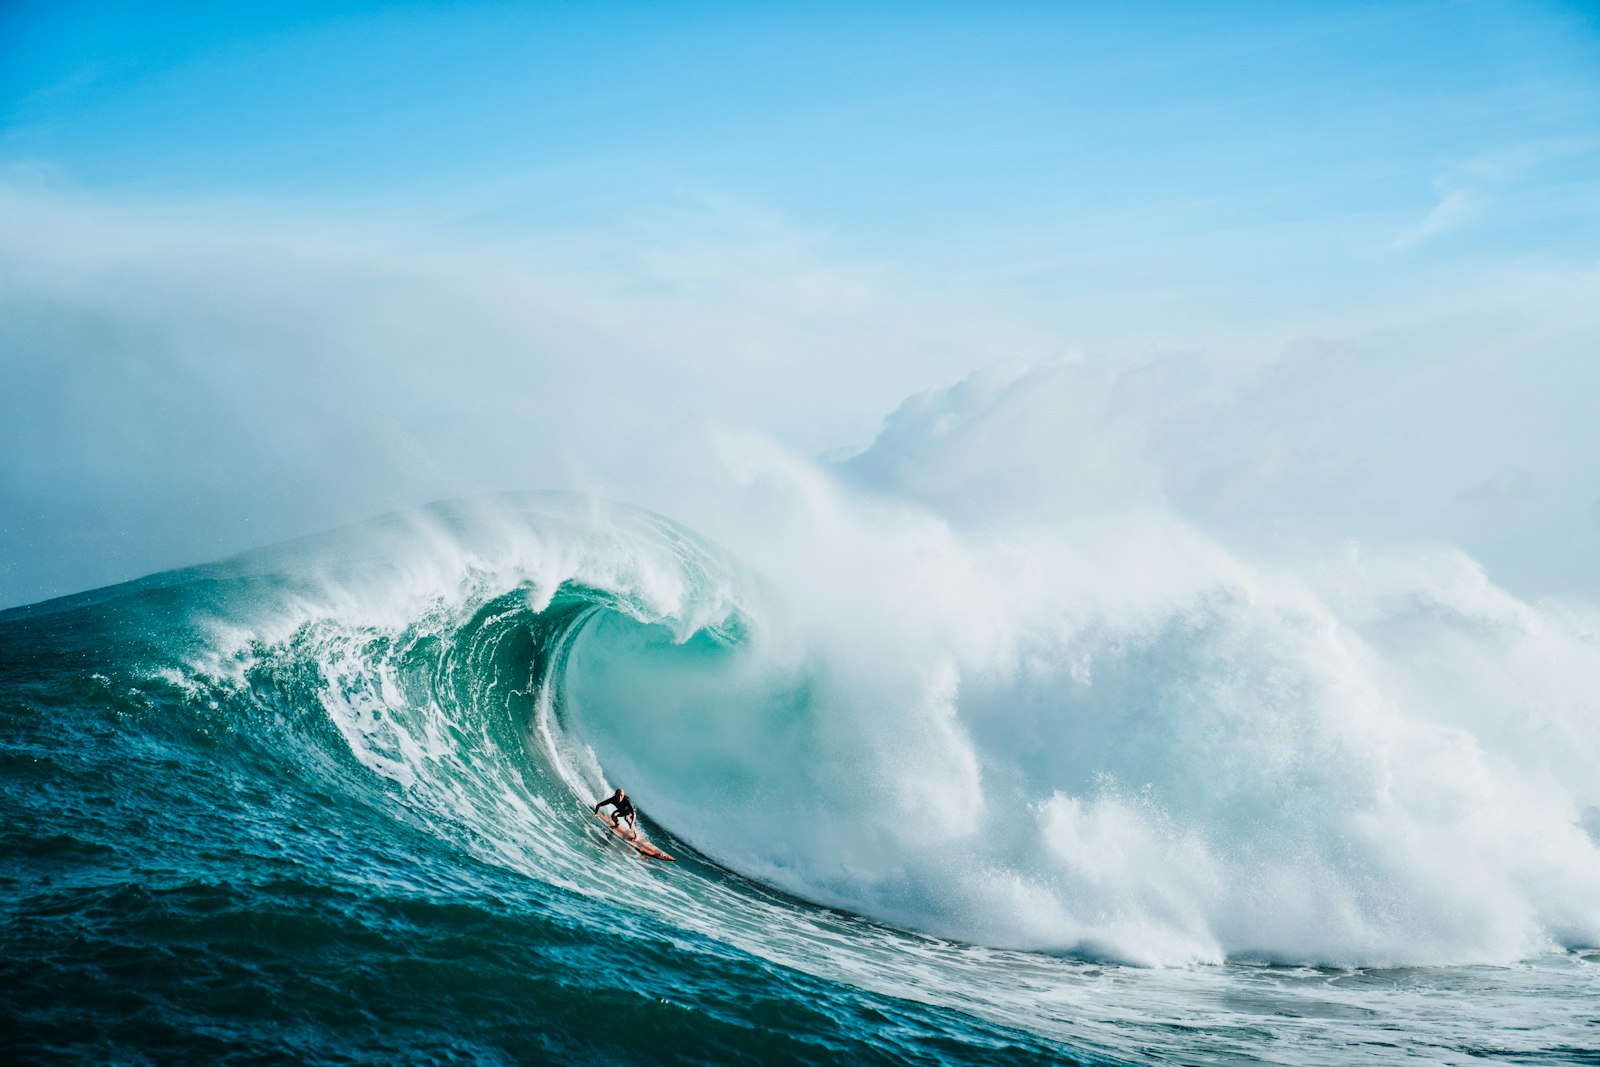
[[1388, 132, 1600, 254], [1389, 185, 1478, 251]]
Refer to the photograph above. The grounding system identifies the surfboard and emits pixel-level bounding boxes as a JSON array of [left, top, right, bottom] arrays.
[[595, 811, 676, 861]]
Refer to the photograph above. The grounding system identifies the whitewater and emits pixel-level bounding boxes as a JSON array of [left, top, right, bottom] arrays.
[[4, 449, 1598, 1064]]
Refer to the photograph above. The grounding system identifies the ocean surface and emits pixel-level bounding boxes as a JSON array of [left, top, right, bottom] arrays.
[[3, 494, 1597, 1065]]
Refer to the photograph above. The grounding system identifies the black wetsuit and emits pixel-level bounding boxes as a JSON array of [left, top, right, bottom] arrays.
[[596, 794, 635, 825]]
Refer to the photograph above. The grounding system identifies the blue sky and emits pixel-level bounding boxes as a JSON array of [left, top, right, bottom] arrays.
[[2, 1, 1599, 606], [8, 1, 1596, 274]]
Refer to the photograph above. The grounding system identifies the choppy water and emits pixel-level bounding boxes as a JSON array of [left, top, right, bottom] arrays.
[[3, 494, 1597, 1064]]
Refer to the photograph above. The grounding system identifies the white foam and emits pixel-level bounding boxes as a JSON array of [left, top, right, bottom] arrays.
[[563, 395, 1600, 967]]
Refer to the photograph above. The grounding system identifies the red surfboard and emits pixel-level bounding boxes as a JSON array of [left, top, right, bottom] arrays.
[[595, 811, 676, 861]]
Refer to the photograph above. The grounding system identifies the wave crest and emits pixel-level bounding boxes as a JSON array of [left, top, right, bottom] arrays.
[[109, 488, 1600, 968]]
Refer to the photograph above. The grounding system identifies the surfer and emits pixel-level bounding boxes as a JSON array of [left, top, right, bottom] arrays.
[[593, 787, 637, 838]]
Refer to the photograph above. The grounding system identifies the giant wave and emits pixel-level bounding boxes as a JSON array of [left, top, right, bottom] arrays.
[[86, 482, 1600, 973]]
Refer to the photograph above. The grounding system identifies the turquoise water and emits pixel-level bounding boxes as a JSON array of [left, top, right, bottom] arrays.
[[2, 495, 1596, 1065]]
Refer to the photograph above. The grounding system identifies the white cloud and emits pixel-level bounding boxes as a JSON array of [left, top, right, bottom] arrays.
[[1390, 186, 1477, 251]]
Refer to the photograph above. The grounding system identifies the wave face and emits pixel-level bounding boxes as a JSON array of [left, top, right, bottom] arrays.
[[3, 491, 1599, 1065]]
